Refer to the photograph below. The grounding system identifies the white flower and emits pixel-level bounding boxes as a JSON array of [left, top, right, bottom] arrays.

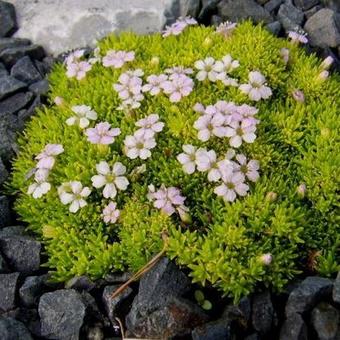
[[193, 113, 227, 141], [91, 161, 129, 199], [58, 181, 91, 213], [214, 54, 239, 86], [124, 130, 156, 160], [195, 57, 218, 82], [135, 114, 165, 138], [142, 74, 168, 95], [239, 71, 272, 101], [225, 120, 257, 148], [102, 202, 120, 224], [35, 144, 64, 170], [67, 105, 98, 129], [27, 169, 51, 199], [214, 172, 249, 202], [177, 144, 198, 174], [233, 154, 260, 182]]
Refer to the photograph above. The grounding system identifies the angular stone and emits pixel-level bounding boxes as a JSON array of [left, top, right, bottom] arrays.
[[252, 292, 275, 335], [166, 0, 201, 23], [0, 234, 41, 274], [39, 289, 86, 339], [0, 44, 45, 68], [0, 317, 33, 340], [103, 271, 132, 284], [10, 56, 42, 84], [304, 9, 340, 48], [0, 38, 30, 54], [217, 0, 273, 24], [266, 21, 282, 35], [278, 2, 304, 32], [0, 1, 17, 37], [264, 0, 284, 12], [222, 296, 252, 330], [0, 91, 34, 115], [0, 117, 17, 162], [293, 0, 319, 10], [29, 79, 49, 95], [304, 5, 322, 19], [332, 271, 340, 304], [0, 252, 9, 273], [102, 285, 133, 323], [198, 0, 221, 23], [0, 61, 7, 77], [0, 272, 20, 312], [0, 75, 26, 100], [210, 15, 223, 26], [19, 275, 48, 307], [311, 302, 339, 340], [0, 225, 25, 236], [0, 195, 11, 228], [0, 158, 9, 187], [279, 313, 308, 340], [285, 277, 333, 317], [17, 95, 41, 125], [65, 275, 96, 291], [192, 319, 231, 340]]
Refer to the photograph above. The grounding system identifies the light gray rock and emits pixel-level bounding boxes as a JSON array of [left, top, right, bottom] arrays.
[[8, 0, 175, 55], [278, 1, 304, 32]]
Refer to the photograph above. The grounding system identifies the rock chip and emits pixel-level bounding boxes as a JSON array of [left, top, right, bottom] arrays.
[[285, 276, 333, 316], [0, 37, 30, 53], [266, 21, 282, 35], [264, 0, 284, 12], [192, 319, 231, 340], [19, 275, 48, 307], [0, 317, 33, 340], [279, 313, 308, 340], [252, 291, 275, 335], [29, 79, 49, 95], [0, 272, 20, 312], [39, 289, 86, 339], [0, 1, 17, 37], [65, 275, 96, 291], [278, 1, 304, 32], [304, 9, 340, 48], [332, 271, 340, 304], [293, 0, 319, 10], [0, 195, 11, 228], [0, 44, 45, 67], [10, 56, 42, 84], [0, 233, 41, 274], [0, 91, 34, 115], [218, 0, 273, 24], [311, 302, 339, 340], [0, 75, 26, 100]]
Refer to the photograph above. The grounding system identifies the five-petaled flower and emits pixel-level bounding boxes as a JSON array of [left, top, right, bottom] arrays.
[[214, 54, 239, 86], [27, 169, 51, 199], [35, 144, 64, 170], [194, 112, 227, 141], [225, 120, 257, 148], [102, 202, 120, 224], [67, 105, 98, 129], [142, 74, 168, 95], [102, 50, 135, 68], [216, 21, 237, 38], [66, 61, 92, 80], [177, 144, 199, 174], [239, 71, 272, 101], [214, 172, 249, 202], [195, 57, 218, 82], [124, 130, 156, 160], [85, 122, 121, 145], [58, 181, 91, 213], [161, 73, 194, 102], [135, 114, 165, 138], [232, 154, 260, 182]]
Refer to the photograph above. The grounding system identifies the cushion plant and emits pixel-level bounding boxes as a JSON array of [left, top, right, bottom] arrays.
[[9, 19, 340, 302]]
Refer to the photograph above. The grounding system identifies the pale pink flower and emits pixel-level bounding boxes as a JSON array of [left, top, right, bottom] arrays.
[[225, 120, 257, 148], [102, 50, 135, 68], [214, 101, 238, 117], [288, 30, 308, 44], [135, 113, 164, 138], [239, 71, 272, 101], [85, 122, 121, 145], [318, 70, 329, 81], [27, 168, 51, 199], [179, 16, 198, 25], [36, 144, 64, 170], [67, 105, 98, 129], [165, 66, 193, 77], [64, 49, 85, 65], [296, 183, 307, 197], [103, 202, 120, 224], [214, 172, 249, 202], [142, 74, 168, 95], [58, 181, 91, 213], [54, 96, 64, 106], [66, 61, 92, 80], [92, 161, 129, 199], [260, 253, 273, 265], [320, 56, 334, 70], [162, 21, 187, 37], [214, 54, 239, 86], [177, 144, 198, 174], [193, 102, 205, 114], [194, 113, 227, 141], [124, 130, 156, 160], [280, 48, 290, 65], [194, 57, 218, 82], [216, 21, 237, 38], [231, 104, 259, 125], [233, 154, 260, 182], [292, 90, 305, 103], [152, 185, 186, 216], [161, 74, 194, 102]]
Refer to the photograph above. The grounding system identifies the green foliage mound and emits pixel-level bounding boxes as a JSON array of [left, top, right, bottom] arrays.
[[10, 21, 340, 302]]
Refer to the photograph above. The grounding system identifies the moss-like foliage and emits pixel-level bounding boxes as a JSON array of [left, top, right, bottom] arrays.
[[10, 22, 340, 302]]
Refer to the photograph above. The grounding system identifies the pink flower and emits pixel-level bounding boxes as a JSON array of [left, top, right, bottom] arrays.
[[103, 202, 120, 224], [288, 30, 308, 44], [135, 113, 164, 138], [296, 183, 306, 197], [36, 144, 64, 170], [64, 49, 85, 65], [165, 66, 193, 77], [177, 144, 198, 174], [194, 57, 218, 82], [214, 100, 238, 117], [292, 90, 305, 103], [193, 102, 205, 114], [152, 185, 186, 216], [102, 50, 135, 68], [214, 172, 249, 202], [239, 71, 272, 101], [124, 130, 156, 160], [194, 113, 227, 141], [162, 21, 187, 37], [216, 21, 237, 38], [66, 61, 92, 80], [142, 74, 168, 95], [260, 253, 273, 265], [179, 16, 198, 25], [27, 168, 51, 199], [233, 154, 260, 182], [85, 122, 121, 145], [161, 74, 194, 102], [231, 104, 259, 125], [225, 120, 257, 148]]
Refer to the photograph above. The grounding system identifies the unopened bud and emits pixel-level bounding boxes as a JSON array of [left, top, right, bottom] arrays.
[[150, 56, 159, 66], [266, 192, 277, 202], [292, 89, 305, 103], [177, 205, 192, 224], [320, 56, 334, 70], [280, 48, 290, 65], [296, 183, 306, 197], [318, 70, 329, 81], [320, 128, 330, 137], [54, 96, 64, 106], [203, 37, 213, 48], [260, 253, 273, 265]]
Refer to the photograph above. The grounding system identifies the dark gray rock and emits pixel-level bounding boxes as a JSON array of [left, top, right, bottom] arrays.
[[304, 5, 322, 19], [0, 91, 34, 115], [264, 0, 284, 12], [0, 44, 45, 68], [0, 195, 11, 228], [0, 1, 17, 37], [198, 0, 221, 23], [252, 292, 275, 335], [103, 271, 132, 284], [17, 95, 41, 124], [192, 319, 231, 340], [304, 9, 340, 48], [266, 21, 282, 35], [257, 0, 270, 4], [0, 234, 41, 274], [102, 285, 133, 323], [39, 289, 86, 339], [217, 0, 273, 24], [165, 0, 201, 24], [86, 325, 105, 340], [10, 56, 42, 84], [311, 302, 339, 340], [278, 1, 304, 32], [0, 75, 26, 100], [222, 296, 252, 330], [0, 158, 9, 186], [65, 275, 96, 291], [0, 61, 7, 77], [210, 15, 223, 26], [245, 333, 260, 340], [279, 313, 308, 340], [0, 115, 17, 162], [29, 79, 49, 95], [322, 0, 340, 12], [0, 272, 20, 312], [293, 0, 319, 10], [332, 271, 340, 304], [127, 296, 209, 339], [285, 276, 333, 316], [19, 275, 48, 307], [0, 225, 25, 237], [0, 252, 9, 273], [0, 317, 33, 340], [0, 37, 31, 54]]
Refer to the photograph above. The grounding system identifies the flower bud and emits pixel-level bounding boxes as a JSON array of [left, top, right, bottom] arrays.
[[150, 56, 159, 66], [177, 205, 192, 224], [54, 96, 64, 106], [260, 253, 273, 265], [320, 56, 334, 70], [292, 89, 305, 103], [318, 70, 329, 81], [266, 192, 277, 202], [203, 37, 213, 48], [296, 183, 306, 198], [280, 48, 289, 65], [320, 127, 330, 137]]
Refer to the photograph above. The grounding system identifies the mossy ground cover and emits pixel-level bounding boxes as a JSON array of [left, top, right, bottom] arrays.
[[9, 21, 340, 302]]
